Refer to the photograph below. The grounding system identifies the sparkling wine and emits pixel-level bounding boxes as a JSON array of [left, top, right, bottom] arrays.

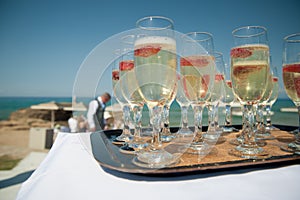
[[134, 36, 177, 108], [268, 76, 279, 105], [223, 80, 235, 104], [112, 69, 128, 104], [134, 36, 177, 68], [210, 73, 225, 102], [283, 63, 300, 104], [180, 55, 214, 102], [260, 72, 273, 103], [119, 60, 144, 106], [230, 44, 269, 103]]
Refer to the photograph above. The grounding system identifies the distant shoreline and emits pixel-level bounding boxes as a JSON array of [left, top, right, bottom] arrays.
[[0, 97, 298, 127]]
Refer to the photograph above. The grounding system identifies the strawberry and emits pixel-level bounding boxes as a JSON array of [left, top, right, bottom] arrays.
[[272, 77, 278, 82], [112, 70, 119, 81], [230, 48, 252, 58], [215, 74, 224, 81], [283, 64, 300, 73], [226, 80, 232, 88], [180, 56, 209, 67], [134, 46, 161, 57], [233, 65, 262, 77], [119, 60, 134, 71]]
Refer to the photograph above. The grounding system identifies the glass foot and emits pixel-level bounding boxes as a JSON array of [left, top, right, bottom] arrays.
[[202, 130, 221, 143], [265, 125, 280, 131], [229, 136, 267, 147], [160, 128, 175, 142], [256, 132, 275, 140], [222, 126, 240, 134], [229, 145, 270, 159], [112, 138, 125, 145], [132, 149, 179, 168], [280, 142, 300, 155], [115, 134, 133, 143], [177, 127, 194, 137], [119, 144, 136, 155], [187, 141, 211, 155], [161, 134, 175, 142], [127, 137, 148, 150]]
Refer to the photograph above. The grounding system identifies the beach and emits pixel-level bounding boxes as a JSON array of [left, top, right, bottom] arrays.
[[0, 98, 72, 170]]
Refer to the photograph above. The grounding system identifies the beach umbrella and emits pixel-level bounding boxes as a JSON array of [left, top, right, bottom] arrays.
[[105, 103, 123, 120], [63, 102, 87, 111], [30, 101, 60, 128]]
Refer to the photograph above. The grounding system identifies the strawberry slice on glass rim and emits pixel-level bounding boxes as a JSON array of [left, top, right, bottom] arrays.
[[283, 63, 300, 73], [180, 56, 210, 67], [119, 60, 134, 71], [112, 70, 119, 81], [230, 47, 252, 58], [134, 45, 161, 57]]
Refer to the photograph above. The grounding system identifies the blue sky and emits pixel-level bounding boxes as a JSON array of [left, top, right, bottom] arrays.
[[0, 0, 299, 98]]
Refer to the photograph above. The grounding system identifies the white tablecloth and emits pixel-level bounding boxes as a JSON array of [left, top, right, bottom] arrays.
[[16, 132, 300, 200]]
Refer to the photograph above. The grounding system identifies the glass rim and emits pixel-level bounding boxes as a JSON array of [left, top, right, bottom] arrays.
[[121, 34, 135, 45], [284, 33, 300, 42], [136, 16, 174, 30], [213, 51, 223, 58], [232, 26, 267, 38], [183, 31, 213, 42]]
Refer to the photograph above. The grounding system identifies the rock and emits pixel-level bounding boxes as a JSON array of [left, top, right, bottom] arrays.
[[0, 106, 72, 130]]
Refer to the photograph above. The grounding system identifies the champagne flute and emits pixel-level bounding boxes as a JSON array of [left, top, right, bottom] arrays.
[[180, 32, 216, 154], [281, 33, 300, 154], [111, 51, 133, 145], [265, 75, 279, 131], [222, 61, 238, 133], [255, 67, 272, 137], [229, 26, 270, 159], [204, 51, 226, 142], [132, 16, 178, 168], [119, 49, 148, 151], [256, 63, 277, 140]]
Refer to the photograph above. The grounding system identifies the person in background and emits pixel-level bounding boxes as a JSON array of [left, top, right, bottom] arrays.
[[68, 115, 78, 133], [78, 115, 88, 132], [87, 92, 111, 132]]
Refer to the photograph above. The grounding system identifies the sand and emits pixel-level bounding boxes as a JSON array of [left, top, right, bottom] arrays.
[[0, 128, 31, 160]]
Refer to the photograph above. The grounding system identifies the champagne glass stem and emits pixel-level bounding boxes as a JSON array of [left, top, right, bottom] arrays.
[[207, 104, 217, 132], [192, 105, 203, 141], [181, 105, 189, 130], [149, 105, 163, 150], [132, 105, 143, 138], [265, 104, 272, 128], [123, 105, 132, 136], [256, 105, 265, 134], [242, 105, 257, 147], [225, 104, 232, 126], [297, 106, 300, 141], [162, 105, 170, 132]]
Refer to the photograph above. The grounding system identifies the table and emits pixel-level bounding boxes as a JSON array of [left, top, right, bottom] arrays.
[[16, 132, 300, 200]]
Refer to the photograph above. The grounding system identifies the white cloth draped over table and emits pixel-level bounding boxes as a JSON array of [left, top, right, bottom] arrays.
[[16, 132, 300, 200]]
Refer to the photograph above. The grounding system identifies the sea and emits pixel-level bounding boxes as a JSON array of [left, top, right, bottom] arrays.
[[0, 96, 298, 128]]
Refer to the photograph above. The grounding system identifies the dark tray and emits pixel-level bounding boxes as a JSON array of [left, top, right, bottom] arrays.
[[90, 125, 300, 175]]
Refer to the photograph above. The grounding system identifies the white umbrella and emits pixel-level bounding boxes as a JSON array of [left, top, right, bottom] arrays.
[[63, 102, 87, 111], [30, 101, 60, 128]]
